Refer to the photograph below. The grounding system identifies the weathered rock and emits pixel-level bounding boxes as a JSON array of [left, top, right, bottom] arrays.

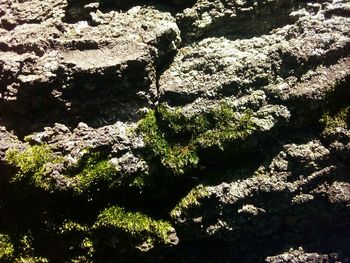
[[160, 2, 350, 128], [265, 247, 341, 263], [170, 133, 350, 260], [177, 0, 298, 42], [0, 0, 350, 262], [0, 2, 181, 136]]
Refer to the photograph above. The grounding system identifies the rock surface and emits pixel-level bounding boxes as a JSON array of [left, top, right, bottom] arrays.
[[0, 0, 349, 262]]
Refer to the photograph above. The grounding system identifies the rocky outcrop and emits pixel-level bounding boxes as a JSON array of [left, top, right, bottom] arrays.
[[0, 0, 349, 262], [0, 1, 180, 136]]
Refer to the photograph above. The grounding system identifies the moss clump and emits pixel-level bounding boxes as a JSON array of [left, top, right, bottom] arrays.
[[170, 184, 209, 218], [157, 104, 210, 136], [73, 152, 120, 194], [138, 110, 199, 175], [321, 106, 350, 132], [138, 103, 255, 174], [194, 105, 255, 150], [5, 145, 63, 191], [14, 235, 49, 263], [94, 206, 176, 250], [5, 146, 128, 194], [0, 234, 14, 261]]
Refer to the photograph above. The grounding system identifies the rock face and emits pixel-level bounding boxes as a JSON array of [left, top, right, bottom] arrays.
[[0, 0, 349, 262]]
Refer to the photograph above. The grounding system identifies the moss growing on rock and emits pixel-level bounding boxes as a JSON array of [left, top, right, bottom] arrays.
[[321, 106, 350, 132], [73, 152, 120, 194], [5, 145, 63, 191], [170, 184, 209, 218], [94, 205, 177, 250], [138, 109, 199, 175], [0, 234, 14, 261], [138, 103, 256, 174]]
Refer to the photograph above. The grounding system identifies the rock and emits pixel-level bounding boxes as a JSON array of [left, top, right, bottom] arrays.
[[265, 247, 341, 263], [176, 0, 306, 43], [0, 0, 350, 262], [160, 3, 350, 116], [0, 2, 181, 136]]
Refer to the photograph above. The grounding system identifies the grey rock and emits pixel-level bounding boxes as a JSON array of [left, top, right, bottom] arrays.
[[160, 3, 350, 128], [0, 3, 181, 135], [265, 247, 340, 263], [177, 0, 297, 42]]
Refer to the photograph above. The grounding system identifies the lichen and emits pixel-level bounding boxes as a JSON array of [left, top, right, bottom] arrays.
[[170, 184, 209, 218], [94, 205, 176, 250]]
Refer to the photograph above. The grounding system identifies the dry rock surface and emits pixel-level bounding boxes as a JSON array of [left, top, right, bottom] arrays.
[[0, 0, 349, 262]]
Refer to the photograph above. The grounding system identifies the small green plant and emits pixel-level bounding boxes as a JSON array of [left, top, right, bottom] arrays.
[[157, 104, 210, 136], [138, 103, 255, 174], [170, 184, 209, 218], [0, 234, 14, 261], [321, 106, 350, 132], [73, 153, 120, 194], [138, 110, 199, 175], [94, 206, 176, 250], [5, 145, 63, 191]]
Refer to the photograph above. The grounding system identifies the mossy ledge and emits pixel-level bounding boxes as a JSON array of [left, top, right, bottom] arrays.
[[138, 102, 256, 175], [93, 205, 178, 251]]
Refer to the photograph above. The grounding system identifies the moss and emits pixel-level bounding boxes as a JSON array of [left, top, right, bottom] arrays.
[[194, 107, 255, 150], [138, 110, 199, 175], [5, 145, 63, 191], [0, 234, 14, 261], [94, 206, 175, 249], [14, 235, 49, 263], [60, 221, 90, 234], [73, 152, 120, 194], [170, 184, 209, 218], [5, 146, 128, 194], [138, 103, 255, 174], [157, 104, 211, 136], [321, 106, 350, 132]]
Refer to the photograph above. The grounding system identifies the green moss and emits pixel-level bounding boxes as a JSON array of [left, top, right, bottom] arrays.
[[60, 221, 90, 234], [321, 106, 350, 132], [5, 145, 63, 191], [73, 153, 120, 194], [138, 103, 255, 174], [0, 234, 14, 261], [14, 235, 48, 263], [94, 206, 175, 249], [157, 104, 210, 136], [194, 106, 255, 150], [5, 146, 128, 194], [138, 110, 199, 175], [170, 184, 209, 218]]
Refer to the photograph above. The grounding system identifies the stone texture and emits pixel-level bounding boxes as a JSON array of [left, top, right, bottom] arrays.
[[0, 1, 181, 135], [0, 0, 349, 262]]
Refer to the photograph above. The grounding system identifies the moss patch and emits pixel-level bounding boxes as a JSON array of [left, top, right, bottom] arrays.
[[5, 145, 63, 191], [138, 109, 199, 175], [321, 106, 350, 132], [0, 234, 14, 261], [94, 206, 176, 250], [138, 103, 255, 174], [72, 152, 120, 194], [170, 184, 209, 218]]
